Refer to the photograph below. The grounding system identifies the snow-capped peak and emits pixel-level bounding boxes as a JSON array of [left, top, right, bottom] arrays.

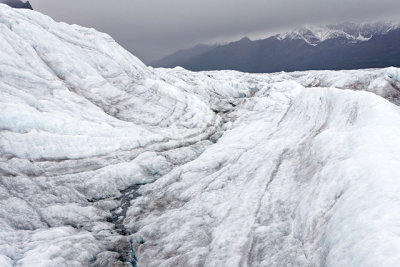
[[276, 21, 400, 45]]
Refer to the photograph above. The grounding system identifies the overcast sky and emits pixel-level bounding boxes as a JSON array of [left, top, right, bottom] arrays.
[[29, 0, 400, 63]]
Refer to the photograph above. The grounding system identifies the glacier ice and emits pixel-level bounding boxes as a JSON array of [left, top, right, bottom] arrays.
[[0, 3, 400, 267]]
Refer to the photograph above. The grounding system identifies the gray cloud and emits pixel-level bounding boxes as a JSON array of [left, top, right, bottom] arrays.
[[30, 0, 400, 63]]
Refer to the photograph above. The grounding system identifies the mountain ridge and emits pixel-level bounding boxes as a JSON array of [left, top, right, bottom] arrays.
[[152, 22, 400, 72]]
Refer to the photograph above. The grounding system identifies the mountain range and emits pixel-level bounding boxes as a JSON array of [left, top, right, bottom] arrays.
[[152, 22, 400, 73]]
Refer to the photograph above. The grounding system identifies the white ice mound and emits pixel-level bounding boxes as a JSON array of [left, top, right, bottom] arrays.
[[1, 3, 400, 267]]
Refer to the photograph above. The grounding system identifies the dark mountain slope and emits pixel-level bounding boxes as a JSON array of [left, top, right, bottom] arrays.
[[152, 24, 400, 73], [0, 0, 33, 9], [152, 44, 218, 68]]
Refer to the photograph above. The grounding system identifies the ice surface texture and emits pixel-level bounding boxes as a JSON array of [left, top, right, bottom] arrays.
[[0, 4, 400, 267]]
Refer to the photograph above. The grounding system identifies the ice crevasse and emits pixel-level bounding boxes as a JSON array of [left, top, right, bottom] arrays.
[[0, 4, 400, 267]]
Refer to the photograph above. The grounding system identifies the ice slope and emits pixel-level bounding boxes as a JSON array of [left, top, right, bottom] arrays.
[[1, 4, 400, 267]]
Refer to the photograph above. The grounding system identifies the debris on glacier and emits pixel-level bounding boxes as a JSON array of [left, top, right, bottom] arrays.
[[0, 3, 400, 267]]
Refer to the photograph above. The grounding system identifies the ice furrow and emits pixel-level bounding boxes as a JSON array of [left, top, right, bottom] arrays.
[[1, 4, 400, 267]]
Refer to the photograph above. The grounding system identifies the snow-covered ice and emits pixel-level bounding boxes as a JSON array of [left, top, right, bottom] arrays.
[[0, 3, 400, 267]]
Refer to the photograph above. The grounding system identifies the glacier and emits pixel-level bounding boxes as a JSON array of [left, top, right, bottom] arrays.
[[1, 4, 400, 267]]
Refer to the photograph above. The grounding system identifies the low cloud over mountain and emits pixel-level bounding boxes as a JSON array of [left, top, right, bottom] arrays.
[[152, 22, 400, 73]]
